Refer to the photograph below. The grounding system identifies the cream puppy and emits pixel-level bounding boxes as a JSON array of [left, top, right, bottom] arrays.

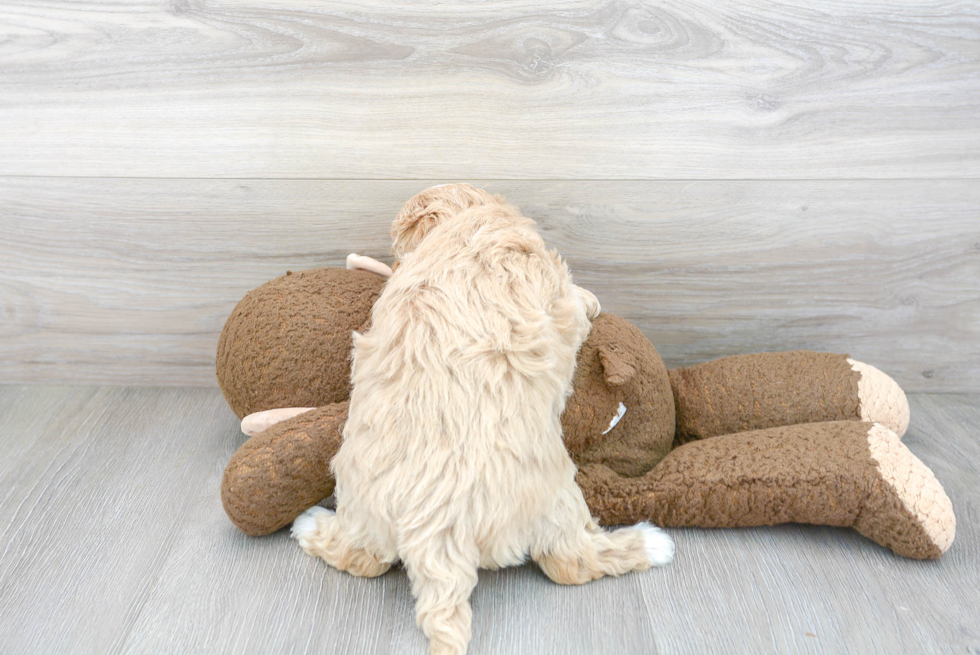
[[292, 184, 673, 655]]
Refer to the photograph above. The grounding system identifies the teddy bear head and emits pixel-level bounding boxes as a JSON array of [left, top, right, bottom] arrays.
[[216, 267, 386, 419], [562, 312, 675, 477]]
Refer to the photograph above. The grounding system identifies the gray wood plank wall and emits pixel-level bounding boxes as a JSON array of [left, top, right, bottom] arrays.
[[1, 1, 978, 390], [2, 0, 978, 178]]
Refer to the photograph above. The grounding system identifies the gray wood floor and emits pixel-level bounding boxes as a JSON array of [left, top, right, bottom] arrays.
[[0, 386, 976, 654]]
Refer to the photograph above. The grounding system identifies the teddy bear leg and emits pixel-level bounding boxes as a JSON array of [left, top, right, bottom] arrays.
[[577, 421, 954, 559], [291, 506, 394, 578], [668, 351, 909, 441], [530, 479, 673, 586]]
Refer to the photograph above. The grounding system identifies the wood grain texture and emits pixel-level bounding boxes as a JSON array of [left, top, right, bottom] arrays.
[[0, 386, 241, 654], [2, 178, 977, 391], [0, 387, 977, 654], [0, 0, 978, 179]]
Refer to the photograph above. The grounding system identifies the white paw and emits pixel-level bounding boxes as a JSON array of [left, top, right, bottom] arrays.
[[291, 505, 333, 544], [634, 522, 674, 567], [580, 287, 601, 320]]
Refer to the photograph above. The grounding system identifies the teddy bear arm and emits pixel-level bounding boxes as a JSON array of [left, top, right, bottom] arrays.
[[221, 403, 348, 536], [579, 420, 954, 559], [668, 351, 909, 442]]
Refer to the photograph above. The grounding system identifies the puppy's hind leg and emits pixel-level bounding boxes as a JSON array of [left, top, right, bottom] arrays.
[[400, 528, 479, 655], [292, 506, 394, 578], [531, 480, 673, 586]]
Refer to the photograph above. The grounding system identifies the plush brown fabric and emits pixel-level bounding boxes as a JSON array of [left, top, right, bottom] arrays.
[[563, 313, 674, 478], [221, 313, 674, 535], [575, 421, 944, 559], [221, 403, 348, 536], [216, 269, 384, 419], [669, 351, 862, 443], [216, 267, 954, 558]]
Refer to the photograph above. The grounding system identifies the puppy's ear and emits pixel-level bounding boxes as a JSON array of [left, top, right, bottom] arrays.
[[597, 343, 637, 387], [391, 183, 497, 258]]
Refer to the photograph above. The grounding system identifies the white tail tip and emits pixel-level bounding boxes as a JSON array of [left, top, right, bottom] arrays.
[[634, 522, 675, 567]]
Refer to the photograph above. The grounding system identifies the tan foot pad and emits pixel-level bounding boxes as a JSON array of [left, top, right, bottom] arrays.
[[861, 424, 955, 558], [849, 359, 911, 438]]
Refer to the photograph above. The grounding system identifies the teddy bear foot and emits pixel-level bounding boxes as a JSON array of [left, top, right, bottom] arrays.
[[854, 423, 955, 559], [848, 359, 911, 438]]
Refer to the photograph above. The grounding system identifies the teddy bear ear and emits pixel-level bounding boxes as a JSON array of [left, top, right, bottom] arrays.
[[597, 343, 637, 387]]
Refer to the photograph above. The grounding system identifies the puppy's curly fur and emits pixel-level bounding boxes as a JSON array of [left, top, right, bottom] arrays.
[[293, 184, 673, 655]]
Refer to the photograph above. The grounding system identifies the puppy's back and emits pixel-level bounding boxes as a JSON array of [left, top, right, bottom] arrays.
[[338, 203, 581, 552]]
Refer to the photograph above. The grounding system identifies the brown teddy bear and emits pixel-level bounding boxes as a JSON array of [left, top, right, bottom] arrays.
[[218, 186, 955, 560]]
